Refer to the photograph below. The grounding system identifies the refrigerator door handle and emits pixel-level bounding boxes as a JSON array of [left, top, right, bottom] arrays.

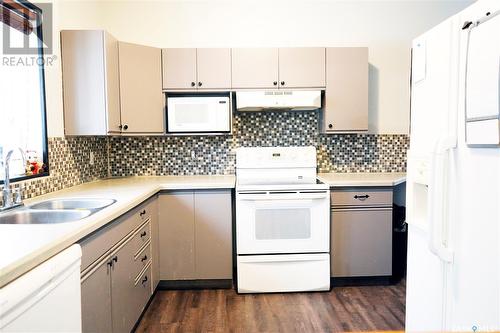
[[428, 136, 456, 263]]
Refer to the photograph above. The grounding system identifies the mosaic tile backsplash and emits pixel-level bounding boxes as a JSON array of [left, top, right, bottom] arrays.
[[0, 137, 108, 202], [109, 111, 409, 176], [1, 110, 409, 200]]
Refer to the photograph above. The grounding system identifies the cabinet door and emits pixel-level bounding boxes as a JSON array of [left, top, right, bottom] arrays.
[[194, 190, 232, 279], [103, 32, 122, 133], [331, 208, 392, 277], [324, 47, 368, 132], [231, 48, 279, 89], [81, 259, 112, 333], [111, 237, 141, 333], [278, 47, 325, 88], [158, 192, 196, 280], [162, 48, 197, 89], [118, 42, 164, 134], [61, 30, 108, 136], [196, 48, 232, 89]]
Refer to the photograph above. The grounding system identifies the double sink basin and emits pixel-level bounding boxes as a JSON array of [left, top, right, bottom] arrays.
[[0, 199, 116, 225]]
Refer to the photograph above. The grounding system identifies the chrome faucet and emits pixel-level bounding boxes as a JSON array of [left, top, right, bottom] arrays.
[[1, 148, 26, 211]]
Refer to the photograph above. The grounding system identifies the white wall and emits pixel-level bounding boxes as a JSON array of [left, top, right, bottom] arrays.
[[46, 0, 474, 136]]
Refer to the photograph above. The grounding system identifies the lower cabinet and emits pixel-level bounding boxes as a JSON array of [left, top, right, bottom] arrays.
[[330, 188, 393, 278], [158, 190, 232, 282], [81, 260, 112, 333], [331, 208, 392, 277], [80, 197, 157, 333]]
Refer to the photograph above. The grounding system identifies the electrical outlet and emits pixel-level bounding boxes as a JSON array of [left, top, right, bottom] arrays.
[[89, 151, 95, 165]]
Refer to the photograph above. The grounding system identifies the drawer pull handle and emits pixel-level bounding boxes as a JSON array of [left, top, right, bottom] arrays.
[[354, 194, 370, 200], [142, 276, 148, 284], [112, 256, 118, 263], [141, 255, 148, 262], [140, 231, 147, 238], [139, 209, 146, 217]]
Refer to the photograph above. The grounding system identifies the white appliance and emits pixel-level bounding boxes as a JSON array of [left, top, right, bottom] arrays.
[[235, 146, 330, 293], [166, 94, 231, 133], [0, 245, 82, 332], [406, 1, 500, 332], [236, 90, 322, 111]]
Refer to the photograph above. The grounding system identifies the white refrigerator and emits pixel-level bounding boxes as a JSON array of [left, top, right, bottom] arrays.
[[406, 0, 500, 332]]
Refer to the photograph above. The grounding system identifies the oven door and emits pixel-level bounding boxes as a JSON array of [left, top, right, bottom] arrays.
[[236, 190, 330, 254]]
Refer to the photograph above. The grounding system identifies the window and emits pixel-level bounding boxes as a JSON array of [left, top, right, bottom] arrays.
[[0, 0, 49, 183]]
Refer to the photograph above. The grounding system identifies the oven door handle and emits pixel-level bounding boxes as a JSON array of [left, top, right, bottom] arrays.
[[238, 193, 328, 201]]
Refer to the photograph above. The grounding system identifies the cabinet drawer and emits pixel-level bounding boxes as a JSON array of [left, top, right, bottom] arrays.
[[79, 199, 154, 272], [134, 242, 151, 277], [133, 221, 151, 254], [134, 264, 153, 314], [331, 188, 392, 207]]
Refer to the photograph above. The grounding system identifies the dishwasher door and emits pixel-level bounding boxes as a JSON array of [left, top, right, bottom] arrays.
[[0, 245, 82, 333]]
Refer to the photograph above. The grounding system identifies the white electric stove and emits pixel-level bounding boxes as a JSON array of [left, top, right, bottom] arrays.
[[235, 146, 330, 293]]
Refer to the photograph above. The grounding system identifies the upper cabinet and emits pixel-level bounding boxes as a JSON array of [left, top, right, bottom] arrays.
[[162, 48, 232, 90], [61, 30, 121, 135], [61, 30, 164, 136], [231, 48, 279, 89], [322, 47, 368, 133], [231, 47, 326, 89], [118, 42, 164, 134], [278, 48, 325, 88]]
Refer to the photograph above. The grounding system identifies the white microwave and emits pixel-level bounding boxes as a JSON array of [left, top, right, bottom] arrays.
[[166, 94, 231, 133]]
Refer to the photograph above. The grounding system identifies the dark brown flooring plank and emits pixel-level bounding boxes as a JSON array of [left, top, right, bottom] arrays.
[[135, 279, 406, 333]]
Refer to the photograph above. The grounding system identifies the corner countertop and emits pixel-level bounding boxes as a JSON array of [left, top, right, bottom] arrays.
[[0, 175, 235, 288], [317, 172, 406, 187]]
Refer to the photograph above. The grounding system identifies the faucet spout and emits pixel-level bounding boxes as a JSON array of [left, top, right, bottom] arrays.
[[2, 148, 26, 211]]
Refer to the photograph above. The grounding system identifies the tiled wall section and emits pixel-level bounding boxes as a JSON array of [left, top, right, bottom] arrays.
[[1, 111, 409, 200], [0, 137, 108, 201], [109, 111, 409, 176]]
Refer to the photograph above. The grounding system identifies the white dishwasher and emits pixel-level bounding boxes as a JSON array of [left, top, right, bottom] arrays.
[[0, 244, 82, 333]]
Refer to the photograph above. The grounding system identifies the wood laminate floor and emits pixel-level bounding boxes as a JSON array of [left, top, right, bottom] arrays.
[[136, 279, 406, 333]]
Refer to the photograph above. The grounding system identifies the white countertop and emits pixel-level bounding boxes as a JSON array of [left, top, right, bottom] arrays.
[[0, 175, 235, 288], [317, 172, 406, 187]]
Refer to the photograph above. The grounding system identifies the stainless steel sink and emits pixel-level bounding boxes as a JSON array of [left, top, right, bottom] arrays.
[[0, 209, 91, 225], [29, 198, 116, 211]]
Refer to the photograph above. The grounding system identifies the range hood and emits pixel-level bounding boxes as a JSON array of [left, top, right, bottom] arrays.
[[236, 90, 322, 111]]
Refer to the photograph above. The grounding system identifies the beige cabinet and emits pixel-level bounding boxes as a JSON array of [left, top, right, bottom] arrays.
[[158, 190, 232, 281], [323, 47, 368, 133], [162, 48, 232, 90], [331, 208, 392, 277], [231, 47, 326, 89], [79, 198, 157, 333], [194, 191, 233, 279], [278, 47, 326, 88], [162, 48, 197, 89], [81, 261, 112, 333], [231, 48, 279, 89], [61, 30, 121, 135], [330, 187, 393, 278], [118, 42, 164, 134], [61, 31, 164, 135], [158, 192, 196, 279]]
